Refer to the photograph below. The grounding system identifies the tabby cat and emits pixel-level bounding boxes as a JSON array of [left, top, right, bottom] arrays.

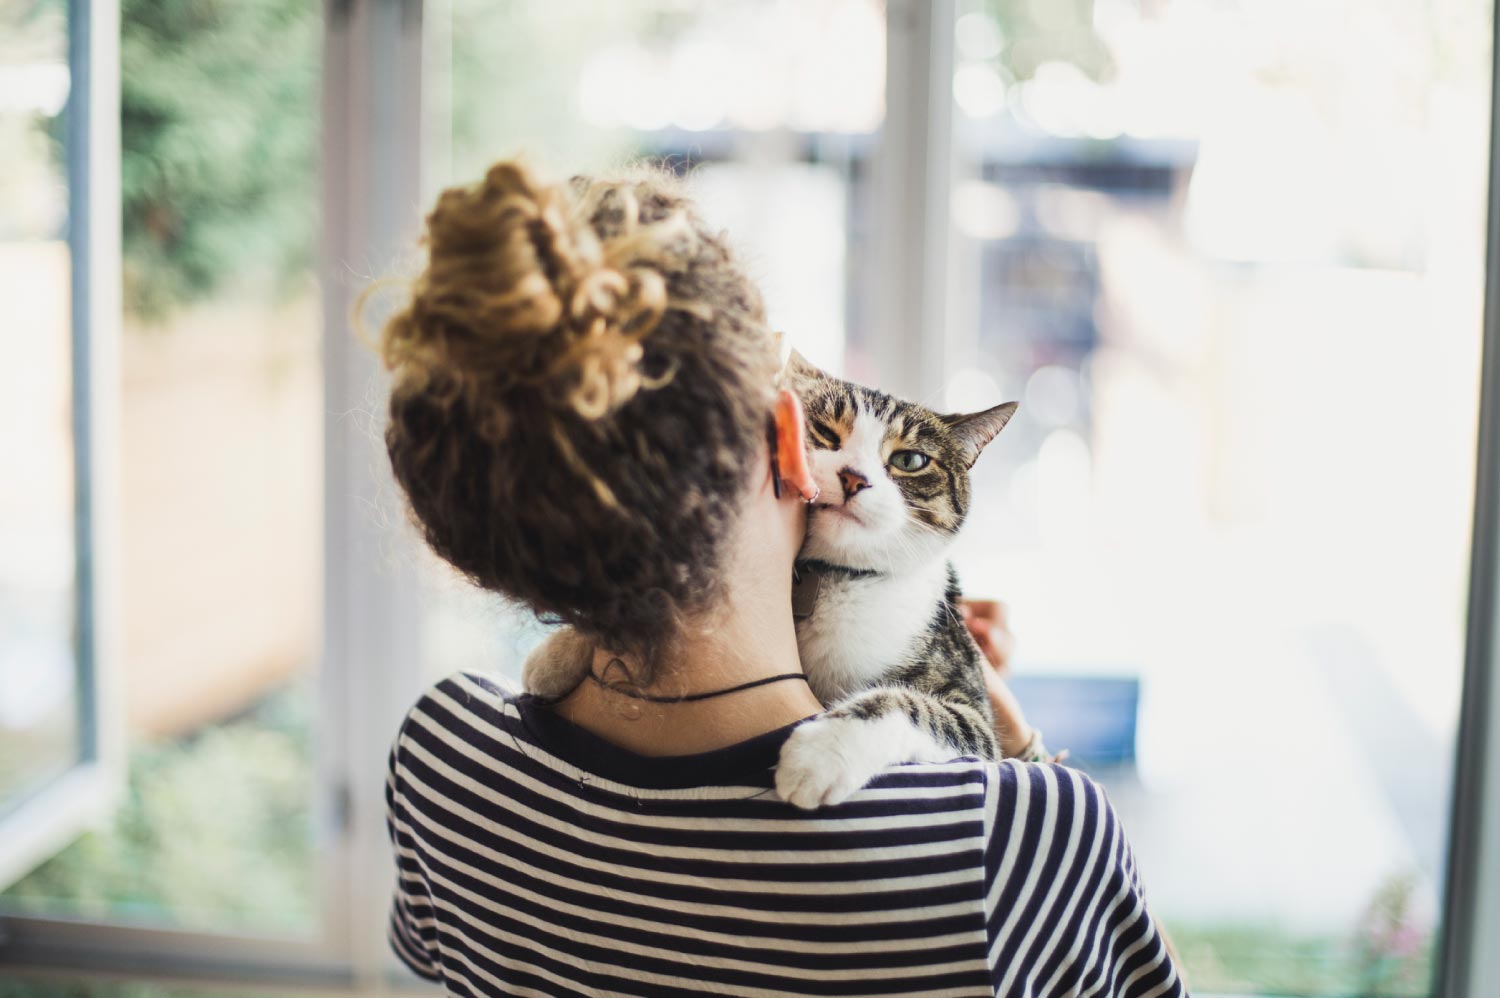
[[524, 360, 1018, 809]]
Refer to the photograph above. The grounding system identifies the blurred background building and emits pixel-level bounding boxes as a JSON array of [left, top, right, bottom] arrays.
[[1, 0, 1496, 995]]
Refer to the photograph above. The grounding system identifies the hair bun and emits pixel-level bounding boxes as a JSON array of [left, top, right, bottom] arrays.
[[380, 158, 778, 667], [381, 159, 679, 431]]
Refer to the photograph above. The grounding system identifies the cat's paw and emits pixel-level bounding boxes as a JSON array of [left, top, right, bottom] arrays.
[[775, 716, 889, 810], [521, 628, 593, 699]]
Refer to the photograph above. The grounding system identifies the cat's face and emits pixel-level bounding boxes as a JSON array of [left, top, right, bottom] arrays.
[[790, 364, 1017, 573]]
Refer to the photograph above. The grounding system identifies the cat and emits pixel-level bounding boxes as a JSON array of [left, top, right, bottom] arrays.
[[523, 358, 1018, 809]]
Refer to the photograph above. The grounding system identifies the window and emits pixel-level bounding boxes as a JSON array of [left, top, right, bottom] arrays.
[[931, 0, 1490, 993], [1, 1, 1498, 994], [0, 0, 117, 897], [1, 0, 323, 943]]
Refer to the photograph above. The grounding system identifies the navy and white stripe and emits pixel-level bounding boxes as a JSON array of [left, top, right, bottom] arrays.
[[386, 671, 1185, 997]]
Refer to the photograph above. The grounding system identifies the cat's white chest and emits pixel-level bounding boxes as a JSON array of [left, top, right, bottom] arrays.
[[794, 559, 950, 703]]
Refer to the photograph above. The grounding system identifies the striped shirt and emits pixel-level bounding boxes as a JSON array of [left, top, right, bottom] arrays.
[[386, 671, 1186, 998]]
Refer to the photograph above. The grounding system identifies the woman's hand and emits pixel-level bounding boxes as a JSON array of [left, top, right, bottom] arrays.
[[961, 599, 1034, 758], [961, 599, 1013, 677]]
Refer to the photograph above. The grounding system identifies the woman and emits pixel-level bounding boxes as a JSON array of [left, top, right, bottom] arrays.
[[379, 159, 1185, 997]]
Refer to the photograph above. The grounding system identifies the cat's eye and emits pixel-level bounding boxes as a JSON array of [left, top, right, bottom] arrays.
[[889, 450, 931, 472]]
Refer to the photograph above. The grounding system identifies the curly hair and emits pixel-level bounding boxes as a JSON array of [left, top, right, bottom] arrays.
[[379, 159, 778, 673]]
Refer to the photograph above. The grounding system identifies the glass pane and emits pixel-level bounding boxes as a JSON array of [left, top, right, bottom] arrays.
[[0, 0, 80, 815], [416, 0, 885, 685], [1, 0, 323, 934], [944, 0, 1489, 993]]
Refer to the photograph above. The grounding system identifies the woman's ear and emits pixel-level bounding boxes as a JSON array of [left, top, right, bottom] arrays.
[[773, 389, 819, 502]]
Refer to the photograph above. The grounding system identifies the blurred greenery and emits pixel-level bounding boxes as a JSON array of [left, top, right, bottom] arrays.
[[981, 0, 1113, 84], [1171, 901, 1435, 998], [441, 0, 642, 184], [1, 1, 67, 242], [0, 982, 255, 998], [119, 0, 318, 320], [112, 0, 1097, 320], [0, 683, 315, 933], [1352, 874, 1436, 997]]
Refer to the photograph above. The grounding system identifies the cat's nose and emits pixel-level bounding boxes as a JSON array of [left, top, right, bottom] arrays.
[[838, 467, 871, 500]]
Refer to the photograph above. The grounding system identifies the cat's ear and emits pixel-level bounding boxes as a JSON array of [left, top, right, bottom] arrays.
[[941, 402, 1019, 468], [781, 348, 825, 390]]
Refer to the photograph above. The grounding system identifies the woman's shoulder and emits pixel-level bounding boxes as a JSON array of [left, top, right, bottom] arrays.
[[388, 669, 528, 764], [948, 758, 1122, 859], [977, 758, 1115, 822], [981, 756, 1103, 792], [973, 759, 1143, 907], [977, 759, 1182, 995], [907, 755, 1101, 796], [408, 668, 524, 717], [848, 756, 1110, 839]]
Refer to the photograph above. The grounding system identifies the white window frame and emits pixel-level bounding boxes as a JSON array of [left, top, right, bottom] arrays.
[[320, 0, 432, 989], [0, 0, 124, 895], [870, 0, 959, 406]]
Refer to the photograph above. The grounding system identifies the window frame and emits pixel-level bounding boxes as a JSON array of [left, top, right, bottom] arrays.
[[1438, 5, 1500, 994], [0, 0, 124, 895], [868, 0, 959, 404]]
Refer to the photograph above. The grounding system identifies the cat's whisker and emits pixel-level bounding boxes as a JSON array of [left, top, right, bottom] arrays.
[[940, 598, 966, 632], [876, 527, 928, 574]]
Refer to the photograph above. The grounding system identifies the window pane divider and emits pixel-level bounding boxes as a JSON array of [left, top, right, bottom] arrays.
[[320, 0, 429, 990], [1439, 1, 1500, 993], [868, 0, 957, 405]]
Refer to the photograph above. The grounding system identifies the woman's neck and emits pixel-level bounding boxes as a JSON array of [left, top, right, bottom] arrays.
[[554, 556, 824, 757], [554, 463, 823, 757]]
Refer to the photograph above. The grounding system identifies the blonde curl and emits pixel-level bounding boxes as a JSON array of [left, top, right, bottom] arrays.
[[380, 159, 692, 429]]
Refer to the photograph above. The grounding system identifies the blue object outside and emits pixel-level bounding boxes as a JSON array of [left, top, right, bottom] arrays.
[[1006, 675, 1140, 767]]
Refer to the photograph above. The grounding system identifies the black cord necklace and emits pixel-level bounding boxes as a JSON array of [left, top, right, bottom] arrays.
[[587, 665, 810, 704]]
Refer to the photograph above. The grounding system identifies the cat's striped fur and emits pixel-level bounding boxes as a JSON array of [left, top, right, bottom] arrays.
[[522, 361, 1018, 809]]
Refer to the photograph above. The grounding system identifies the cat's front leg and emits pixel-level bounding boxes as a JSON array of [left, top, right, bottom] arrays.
[[521, 627, 594, 699], [775, 685, 997, 809]]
